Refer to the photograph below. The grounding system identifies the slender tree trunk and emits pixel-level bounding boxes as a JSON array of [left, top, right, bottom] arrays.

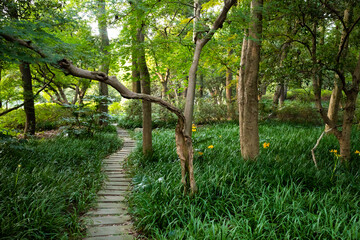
[[279, 84, 286, 106], [199, 74, 204, 98], [326, 7, 351, 131], [226, 49, 234, 119], [184, 47, 200, 132], [258, 81, 266, 100], [132, 50, 141, 93], [161, 69, 170, 99], [272, 83, 283, 107], [0, 66, 2, 108], [137, 26, 152, 155], [20, 63, 36, 135], [97, 0, 110, 125], [239, 34, 248, 154], [239, 0, 262, 160], [184, 0, 201, 136], [326, 81, 342, 129], [184, 0, 236, 136], [55, 84, 69, 104]]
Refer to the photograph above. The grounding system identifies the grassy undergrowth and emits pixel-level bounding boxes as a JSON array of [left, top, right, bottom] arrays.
[[128, 122, 360, 239], [0, 127, 122, 239]]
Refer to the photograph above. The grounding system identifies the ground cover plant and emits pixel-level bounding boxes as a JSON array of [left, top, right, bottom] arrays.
[[0, 127, 122, 239], [127, 122, 360, 239]]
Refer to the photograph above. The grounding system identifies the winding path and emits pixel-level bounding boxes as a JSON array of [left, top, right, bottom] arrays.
[[83, 128, 136, 240]]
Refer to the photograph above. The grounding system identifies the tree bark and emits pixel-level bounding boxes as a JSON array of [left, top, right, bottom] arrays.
[[0, 66, 2, 108], [97, 0, 110, 126], [239, 0, 262, 160], [326, 7, 351, 131], [226, 49, 234, 119], [20, 63, 36, 135], [137, 26, 152, 155], [131, 45, 141, 93]]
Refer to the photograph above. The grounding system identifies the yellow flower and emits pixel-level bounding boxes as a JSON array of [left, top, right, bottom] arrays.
[[18, 164, 21, 168], [208, 145, 214, 149], [263, 142, 270, 149], [330, 149, 337, 153], [198, 152, 203, 156], [355, 150, 360, 154], [192, 124, 196, 128], [219, 135, 222, 138], [192, 128, 196, 132]]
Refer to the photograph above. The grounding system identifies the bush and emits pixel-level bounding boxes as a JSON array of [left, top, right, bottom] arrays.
[[109, 102, 124, 116], [193, 98, 228, 123], [286, 88, 315, 102], [0, 103, 71, 132], [118, 99, 178, 129], [275, 101, 322, 125], [287, 88, 335, 102]]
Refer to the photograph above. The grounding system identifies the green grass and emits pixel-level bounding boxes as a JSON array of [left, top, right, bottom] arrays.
[[0, 127, 122, 239], [127, 122, 360, 239]]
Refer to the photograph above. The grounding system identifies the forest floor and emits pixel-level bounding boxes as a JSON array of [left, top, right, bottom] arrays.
[[126, 122, 360, 239]]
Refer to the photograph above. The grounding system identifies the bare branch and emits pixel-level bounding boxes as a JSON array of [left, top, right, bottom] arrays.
[[336, 16, 360, 63], [311, 127, 334, 168]]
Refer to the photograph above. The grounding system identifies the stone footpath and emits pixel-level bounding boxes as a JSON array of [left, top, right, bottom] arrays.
[[83, 128, 136, 240]]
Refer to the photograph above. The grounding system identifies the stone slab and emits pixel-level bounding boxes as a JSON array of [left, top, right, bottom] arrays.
[[104, 170, 124, 173], [105, 173, 127, 177], [85, 215, 131, 226], [87, 225, 131, 237], [104, 185, 130, 190], [97, 195, 125, 202], [84, 235, 134, 240], [87, 208, 128, 216], [96, 202, 127, 209], [98, 190, 126, 195], [104, 182, 131, 186]]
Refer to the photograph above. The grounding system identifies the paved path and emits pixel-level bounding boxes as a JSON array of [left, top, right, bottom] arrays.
[[83, 128, 136, 240]]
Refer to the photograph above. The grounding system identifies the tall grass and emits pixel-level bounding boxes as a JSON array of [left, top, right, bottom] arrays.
[[0, 127, 122, 239], [127, 122, 360, 239]]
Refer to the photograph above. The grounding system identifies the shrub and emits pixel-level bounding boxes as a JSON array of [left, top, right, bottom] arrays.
[[275, 101, 322, 125], [0, 103, 71, 132], [109, 102, 123, 116]]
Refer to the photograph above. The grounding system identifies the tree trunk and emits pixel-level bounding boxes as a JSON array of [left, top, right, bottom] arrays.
[[97, 0, 110, 126], [272, 83, 283, 107], [0, 66, 2, 108], [326, 7, 351, 131], [279, 84, 286, 106], [239, 0, 262, 160], [184, 0, 201, 136], [199, 74, 204, 98], [184, 0, 237, 136], [132, 51, 141, 93], [326, 81, 342, 131], [226, 49, 234, 119], [137, 26, 152, 155], [338, 91, 357, 161], [258, 82, 266, 100], [161, 69, 170, 99], [20, 63, 36, 135]]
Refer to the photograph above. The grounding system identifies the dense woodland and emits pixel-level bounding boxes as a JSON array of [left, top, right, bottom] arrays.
[[1, 0, 360, 239]]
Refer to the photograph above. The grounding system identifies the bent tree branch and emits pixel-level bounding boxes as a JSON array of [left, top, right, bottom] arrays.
[[0, 32, 197, 195]]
